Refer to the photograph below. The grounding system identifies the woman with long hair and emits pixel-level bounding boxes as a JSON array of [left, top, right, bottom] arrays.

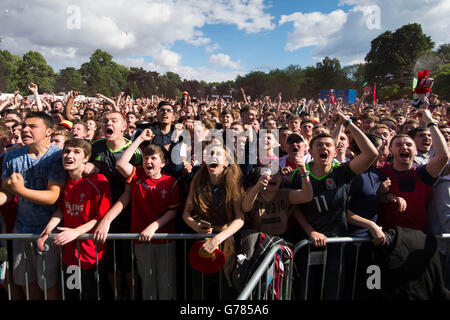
[[182, 141, 245, 299]]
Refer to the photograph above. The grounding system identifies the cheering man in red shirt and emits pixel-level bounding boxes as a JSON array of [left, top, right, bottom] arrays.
[[379, 109, 449, 231]]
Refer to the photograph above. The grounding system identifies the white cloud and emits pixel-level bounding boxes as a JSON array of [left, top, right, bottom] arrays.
[[206, 43, 220, 53], [281, 0, 450, 66], [279, 10, 347, 51], [208, 53, 241, 69], [0, 0, 273, 81]]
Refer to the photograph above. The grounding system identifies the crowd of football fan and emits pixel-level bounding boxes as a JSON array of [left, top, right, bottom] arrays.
[[0, 83, 449, 300]]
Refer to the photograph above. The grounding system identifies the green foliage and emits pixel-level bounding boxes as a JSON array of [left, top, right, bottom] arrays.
[[0, 50, 21, 92], [433, 64, 450, 100], [80, 49, 129, 97], [16, 51, 55, 94], [54, 67, 83, 93], [365, 23, 434, 87]]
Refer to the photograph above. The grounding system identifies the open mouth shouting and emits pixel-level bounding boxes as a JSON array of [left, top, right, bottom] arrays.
[[422, 141, 431, 149], [399, 151, 411, 161], [63, 157, 77, 170], [105, 127, 114, 138], [318, 152, 329, 161]]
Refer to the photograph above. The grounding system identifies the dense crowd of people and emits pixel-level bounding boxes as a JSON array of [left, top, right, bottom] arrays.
[[0, 83, 449, 300]]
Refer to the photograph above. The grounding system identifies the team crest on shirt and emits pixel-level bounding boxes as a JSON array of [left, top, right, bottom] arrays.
[[79, 193, 86, 203], [161, 189, 167, 199], [325, 178, 336, 190], [141, 181, 150, 190]]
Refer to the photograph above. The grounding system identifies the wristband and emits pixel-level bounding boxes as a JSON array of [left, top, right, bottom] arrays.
[[343, 118, 352, 128], [298, 172, 308, 178], [426, 122, 437, 128]]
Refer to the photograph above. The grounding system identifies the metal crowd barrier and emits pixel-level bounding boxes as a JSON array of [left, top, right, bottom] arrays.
[[0, 233, 221, 301], [238, 234, 450, 300]]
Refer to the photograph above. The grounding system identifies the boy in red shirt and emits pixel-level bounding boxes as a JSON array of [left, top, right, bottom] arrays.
[[94, 128, 179, 300], [37, 139, 112, 300]]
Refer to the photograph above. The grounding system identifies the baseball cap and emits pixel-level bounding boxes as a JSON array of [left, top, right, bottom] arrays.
[[286, 132, 304, 144], [58, 120, 73, 130]]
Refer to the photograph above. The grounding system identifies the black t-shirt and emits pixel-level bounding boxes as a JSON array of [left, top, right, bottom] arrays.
[[290, 162, 357, 237], [90, 138, 142, 231]]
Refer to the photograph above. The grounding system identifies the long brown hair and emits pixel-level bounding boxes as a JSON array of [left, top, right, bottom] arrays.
[[191, 144, 243, 223]]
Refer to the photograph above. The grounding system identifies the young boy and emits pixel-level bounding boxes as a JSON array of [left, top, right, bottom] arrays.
[[94, 128, 180, 300], [37, 139, 112, 300]]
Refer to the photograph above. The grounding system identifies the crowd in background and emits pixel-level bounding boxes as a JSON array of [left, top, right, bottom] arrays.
[[0, 82, 449, 301]]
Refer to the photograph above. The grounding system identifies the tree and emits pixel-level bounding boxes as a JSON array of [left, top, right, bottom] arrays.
[[364, 23, 434, 87], [436, 43, 450, 64], [80, 49, 129, 97], [433, 64, 450, 100], [235, 71, 267, 100], [16, 51, 55, 94], [0, 49, 21, 92], [54, 67, 83, 93]]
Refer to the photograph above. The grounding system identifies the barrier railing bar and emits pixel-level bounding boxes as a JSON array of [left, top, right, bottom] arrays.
[[42, 246, 47, 300], [237, 244, 287, 300], [24, 242, 29, 300], [304, 243, 310, 300], [352, 242, 361, 301], [336, 243, 345, 300], [59, 246, 64, 301], [2, 234, 448, 301], [113, 240, 117, 300], [131, 241, 135, 300]]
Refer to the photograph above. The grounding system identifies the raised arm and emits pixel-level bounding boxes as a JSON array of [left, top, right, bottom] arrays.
[[28, 82, 43, 111], [0, 98, 13, 113], [115, 91, 124, 110], [241, 174, 270, 213], [240, 88, 249, 104], [116, 128, 154, 178], [355, 86, 371, 119], [421, 109, 450, 178], [63, 91, 77, 121], [333, 112, 378, 175], [288, 162, 313, 204], [97, 93, 118, 111]]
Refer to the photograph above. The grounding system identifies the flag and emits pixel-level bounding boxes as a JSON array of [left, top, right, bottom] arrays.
[[412, 77, 418, 99], [373, 83, 377, 104]]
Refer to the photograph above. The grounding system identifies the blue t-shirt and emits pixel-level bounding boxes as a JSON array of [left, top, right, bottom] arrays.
[[348, 166, 385, 237], [1, 144, 66, 233]]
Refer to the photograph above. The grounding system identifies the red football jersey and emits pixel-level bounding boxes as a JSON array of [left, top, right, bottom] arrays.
[[126, 167, 179, 244], [378, 162, 435, 231], [59, 173, 112, 269]]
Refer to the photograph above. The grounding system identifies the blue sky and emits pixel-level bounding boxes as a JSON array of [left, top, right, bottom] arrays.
[[1, 0, 449, 82]]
